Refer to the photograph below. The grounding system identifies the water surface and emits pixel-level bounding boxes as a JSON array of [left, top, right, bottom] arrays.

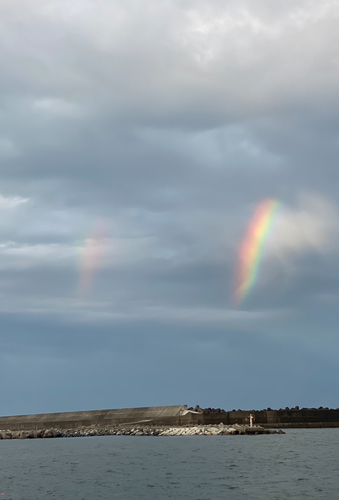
[[0, 429, 338, 499]]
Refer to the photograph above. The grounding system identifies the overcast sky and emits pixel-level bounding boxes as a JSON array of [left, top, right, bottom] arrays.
[[1, 0, 339, 415]]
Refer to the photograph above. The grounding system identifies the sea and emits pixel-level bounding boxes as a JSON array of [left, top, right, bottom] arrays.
[[0, 429, 338, 499]]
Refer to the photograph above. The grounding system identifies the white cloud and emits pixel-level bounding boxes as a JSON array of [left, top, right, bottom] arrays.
[[34, 98, 82, 117], [1, 0, 339, 128], [0, 194, 29, 209], [268, 193, 338, 258], [0, 242, 77, 270]]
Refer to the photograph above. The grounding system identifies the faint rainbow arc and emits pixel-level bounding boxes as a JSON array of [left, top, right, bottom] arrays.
[[77, 219, 107, 298]]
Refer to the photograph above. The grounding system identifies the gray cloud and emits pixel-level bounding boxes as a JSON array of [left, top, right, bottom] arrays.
[[0, 0, 339, 414]]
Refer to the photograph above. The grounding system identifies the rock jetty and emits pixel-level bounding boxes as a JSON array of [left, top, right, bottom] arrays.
[[0, 424, 284, 439]]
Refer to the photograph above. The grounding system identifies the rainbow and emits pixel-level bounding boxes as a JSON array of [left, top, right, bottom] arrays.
[[234, 198, 281, 305], [78, 219, 106, 297]]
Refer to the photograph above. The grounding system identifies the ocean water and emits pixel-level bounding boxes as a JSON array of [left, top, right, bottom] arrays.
[[0, 429, 338, 499]]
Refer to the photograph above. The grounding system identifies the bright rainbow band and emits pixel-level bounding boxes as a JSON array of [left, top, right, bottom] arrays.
[[235, 199, 281, 305]]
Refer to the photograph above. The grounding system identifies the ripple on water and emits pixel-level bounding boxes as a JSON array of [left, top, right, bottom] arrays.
[[0, 431, 338, 499]]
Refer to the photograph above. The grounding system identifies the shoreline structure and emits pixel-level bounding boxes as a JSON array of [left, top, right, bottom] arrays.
[[1, 404, 338, 439], [0, 424, 283, 439]]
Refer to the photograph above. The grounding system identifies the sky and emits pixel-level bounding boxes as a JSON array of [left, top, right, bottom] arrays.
[[1, 0, 339, 416]]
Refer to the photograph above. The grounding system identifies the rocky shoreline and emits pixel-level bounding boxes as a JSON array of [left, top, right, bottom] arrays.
[[0, 424, 285, 439]]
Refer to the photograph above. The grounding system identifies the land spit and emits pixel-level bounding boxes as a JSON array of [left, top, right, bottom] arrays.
[[1, 405, 339, 430], [0, 424, 285, 439]]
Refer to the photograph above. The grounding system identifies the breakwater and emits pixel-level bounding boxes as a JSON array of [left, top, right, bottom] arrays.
[[0, 424, 284, 439], [0, 405, 338, 432], [0, 405, 188, 431]]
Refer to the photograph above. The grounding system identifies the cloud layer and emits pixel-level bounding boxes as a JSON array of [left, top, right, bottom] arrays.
[[1, 0, 339, 414]]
